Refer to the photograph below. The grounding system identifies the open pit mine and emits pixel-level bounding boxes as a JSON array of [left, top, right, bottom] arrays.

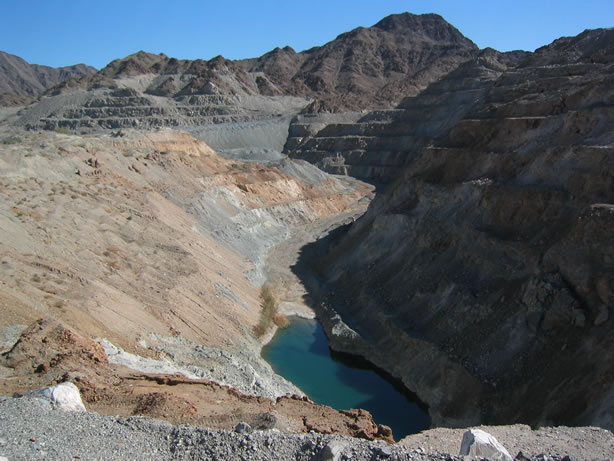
[[1, 12, 614, 461]]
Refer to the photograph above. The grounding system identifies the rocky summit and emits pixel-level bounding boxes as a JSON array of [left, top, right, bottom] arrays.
[[1, 11, 614, 461]]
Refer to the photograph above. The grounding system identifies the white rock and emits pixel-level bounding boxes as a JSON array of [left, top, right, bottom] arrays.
[[97, 338, 201, 379], [319, 439, 346, 461], [26, 382, 86, 412], [459, 429, 512, 461]]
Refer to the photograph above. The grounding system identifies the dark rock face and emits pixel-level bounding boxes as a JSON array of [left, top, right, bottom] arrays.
[[0, 51, 96, 105], [86, 13, 477, 109], [292, 29, 614, 429], [240, 12, 478, 110]]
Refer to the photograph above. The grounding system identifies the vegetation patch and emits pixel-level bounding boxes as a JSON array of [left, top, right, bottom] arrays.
[[254, 284, 289, 337], [272, 313, 289, 329]]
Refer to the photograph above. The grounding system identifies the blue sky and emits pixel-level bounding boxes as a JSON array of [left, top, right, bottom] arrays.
[[1, 0, 612, 69]]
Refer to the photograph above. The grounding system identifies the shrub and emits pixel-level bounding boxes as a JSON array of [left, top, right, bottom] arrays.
[[254, 284, 288, 337], [273, 313, 289, 329]]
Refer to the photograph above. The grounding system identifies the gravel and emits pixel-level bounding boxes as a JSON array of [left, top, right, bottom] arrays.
[[0, 396, 449, 461], [189, 116, 296, 154], [2, 396, 613, 461]]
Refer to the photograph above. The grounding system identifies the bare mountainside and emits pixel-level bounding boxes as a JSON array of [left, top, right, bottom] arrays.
[[7, 13, 478, 134], [238, 13, 478, 110], [288, 27, 614, 430], [82, 12, 477, 108], [0, 51, 96, 106]]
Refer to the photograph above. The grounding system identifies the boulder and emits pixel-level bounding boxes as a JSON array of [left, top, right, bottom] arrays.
[[234, 421, 252, 433], [459, 429, 512, 461], [375, 445, 393, 457], [25, 382, 86, 412], [318, 439, 346, 461]]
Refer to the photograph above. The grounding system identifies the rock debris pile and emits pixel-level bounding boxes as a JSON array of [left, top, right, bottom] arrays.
[[1, 391, 613, 461]]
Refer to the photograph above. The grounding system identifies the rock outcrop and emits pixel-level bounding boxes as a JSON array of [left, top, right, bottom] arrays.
[[285, 48, 523, 183], [292, 28, 614, 430], [24, 382, 87, 412]]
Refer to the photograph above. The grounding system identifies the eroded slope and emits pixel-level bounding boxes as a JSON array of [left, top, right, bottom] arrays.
[[0, 127, 377, 434]]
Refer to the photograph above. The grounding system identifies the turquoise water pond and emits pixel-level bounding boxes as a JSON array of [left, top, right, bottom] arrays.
[[261, 316, 430, 439]]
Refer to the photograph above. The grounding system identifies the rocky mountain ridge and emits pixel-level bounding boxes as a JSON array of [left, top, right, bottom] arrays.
[[5, 13, 479, 134], [70, 12, 477, 109], [0, 51, 96, 106], [238, 13, 478, 110]]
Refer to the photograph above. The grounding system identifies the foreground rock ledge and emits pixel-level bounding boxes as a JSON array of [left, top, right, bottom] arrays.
[[1, 396, 613, 460], [0, 319, 392, 442]]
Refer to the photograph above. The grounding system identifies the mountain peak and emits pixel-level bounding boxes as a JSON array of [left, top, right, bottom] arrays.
[[373, 12, 476, 48], [373, 12, 443, 31]]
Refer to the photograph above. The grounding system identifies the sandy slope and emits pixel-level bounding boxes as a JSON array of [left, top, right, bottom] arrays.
[[0, 126, 390, 439]]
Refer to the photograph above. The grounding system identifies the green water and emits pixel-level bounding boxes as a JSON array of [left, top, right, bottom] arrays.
[[262, 317, 430, 439]]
